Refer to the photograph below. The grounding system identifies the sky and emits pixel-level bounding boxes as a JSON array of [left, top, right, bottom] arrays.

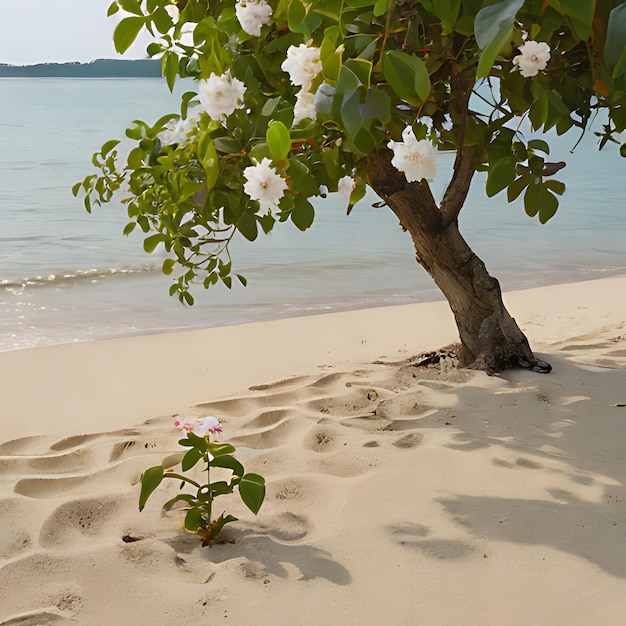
[[0, 0, 153, 65]]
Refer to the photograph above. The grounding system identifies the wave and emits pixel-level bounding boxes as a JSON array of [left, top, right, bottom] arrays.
[[1, 266, 156, 291]]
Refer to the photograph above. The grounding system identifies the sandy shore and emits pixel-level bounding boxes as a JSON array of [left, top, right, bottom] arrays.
[[1, 275, 626, 624]]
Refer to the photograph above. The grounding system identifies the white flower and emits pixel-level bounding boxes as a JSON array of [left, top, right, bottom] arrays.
[[164, 3, 179, 22], [175, 416, 223, 443], [293, 89, 316, 125], [158, 116, 196, 146], [387, 126, 437, 183], [243, 158, 288, 214], [198, 71, 246, 120], [513, 40, 551, 78], [235, 0, 273, 37], [281, 44, 322, 90], [337, 175, 355, 198]]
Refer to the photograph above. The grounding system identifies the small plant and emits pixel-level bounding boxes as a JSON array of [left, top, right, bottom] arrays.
[[138, 416, 265, 546]]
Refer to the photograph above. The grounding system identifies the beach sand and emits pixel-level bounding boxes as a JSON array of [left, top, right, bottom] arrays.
[[1, 275, 625, 625]]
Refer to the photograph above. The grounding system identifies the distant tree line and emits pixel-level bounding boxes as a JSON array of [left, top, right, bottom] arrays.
[[0, 59, 161, 77]]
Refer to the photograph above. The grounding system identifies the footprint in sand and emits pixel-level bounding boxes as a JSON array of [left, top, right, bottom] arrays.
[[0, 498, 36, 559], [386, 523, 473, 559], [118, 537, 214, 583], [266, 512, 312, 541], [39, 496, 122, 548], [306, 427, 342, 453], [392, 433, 424, 449]]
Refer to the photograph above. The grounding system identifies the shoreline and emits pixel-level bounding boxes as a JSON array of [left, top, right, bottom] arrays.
[[2, 266, 625, 354], [1, 274, 625, 442]]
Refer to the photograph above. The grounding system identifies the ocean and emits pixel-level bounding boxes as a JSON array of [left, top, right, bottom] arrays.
[[1, 77, 624, 351]]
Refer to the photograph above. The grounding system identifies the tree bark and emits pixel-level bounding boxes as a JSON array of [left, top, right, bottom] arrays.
[[367, 151, 550, 375]]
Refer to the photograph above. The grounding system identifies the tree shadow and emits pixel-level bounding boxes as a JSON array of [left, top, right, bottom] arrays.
[[412, 351, 626, 577]]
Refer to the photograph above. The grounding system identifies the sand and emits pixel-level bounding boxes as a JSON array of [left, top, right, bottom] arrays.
[[1, 275, 625, 625]]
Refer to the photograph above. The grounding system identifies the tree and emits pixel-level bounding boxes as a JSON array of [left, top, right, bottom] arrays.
[[74, 0, 626, 373]]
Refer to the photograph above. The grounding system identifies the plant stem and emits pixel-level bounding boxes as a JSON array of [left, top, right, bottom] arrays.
[[206, 452, 212, 523]]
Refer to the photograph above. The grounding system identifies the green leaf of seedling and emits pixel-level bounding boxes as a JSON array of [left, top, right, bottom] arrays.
[[184, 507, 205, 532], [208, 443, 237, 458], [182, 446, 205, 471], [107, 2, 120, 17], [239, 473, 266, 515], [210, 481, 233, 497], [211, 454, 245, 478], [138, 465, 164, 511], [162, 493, 198, 511], [266, 121, 292, 161], [114, 16, 146, 54], [186, 431, 209, 452]]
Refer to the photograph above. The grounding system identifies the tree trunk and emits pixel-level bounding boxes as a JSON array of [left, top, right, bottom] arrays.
[[367, 152, 550, 375]]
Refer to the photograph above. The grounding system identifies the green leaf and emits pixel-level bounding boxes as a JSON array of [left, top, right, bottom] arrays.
[[432, 0, 461, 35], [266, 121, 292, 161], [382, 50, 431, 106], [239, 473, 266, 515], [208, 442, 237, 458], [138, 466, 164, 511], [291, 196, 315, 231], [528, 139, 550, 154], [344, 58, 372, 88], [162, 258, 176, 275], [113, 16, 146, 54], [373, 0, 393, 17], [162, 493, 197, 511], [474, 0, 523, 49], [182, 446, 204, 471], [162, 50, 179, 92], [506, 174, 530, 202], [237, 211, 259, 241], [524, 181, 559, 223], [211, 454, 245, 478], [606, 3, 626, 76], [184, 507, 205, 532], [544, 179, 565, 195], [558, 0, 594, 41], [486, 156, 516, 197], [143, 233, 166, 253], [199, 137, 219, 191], [474, 0, 523, 79], [118, 0, 143, 15], [107, 2, 120, 17]]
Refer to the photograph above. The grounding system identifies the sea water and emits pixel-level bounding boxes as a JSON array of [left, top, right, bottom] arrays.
[[1, 77, 624, 351]]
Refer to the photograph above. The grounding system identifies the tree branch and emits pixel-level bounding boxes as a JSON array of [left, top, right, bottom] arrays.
[[440, 151, 476, 227]]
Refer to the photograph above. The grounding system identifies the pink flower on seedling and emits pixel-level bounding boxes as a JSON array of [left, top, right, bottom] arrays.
[[175, 416, 223, 441]]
